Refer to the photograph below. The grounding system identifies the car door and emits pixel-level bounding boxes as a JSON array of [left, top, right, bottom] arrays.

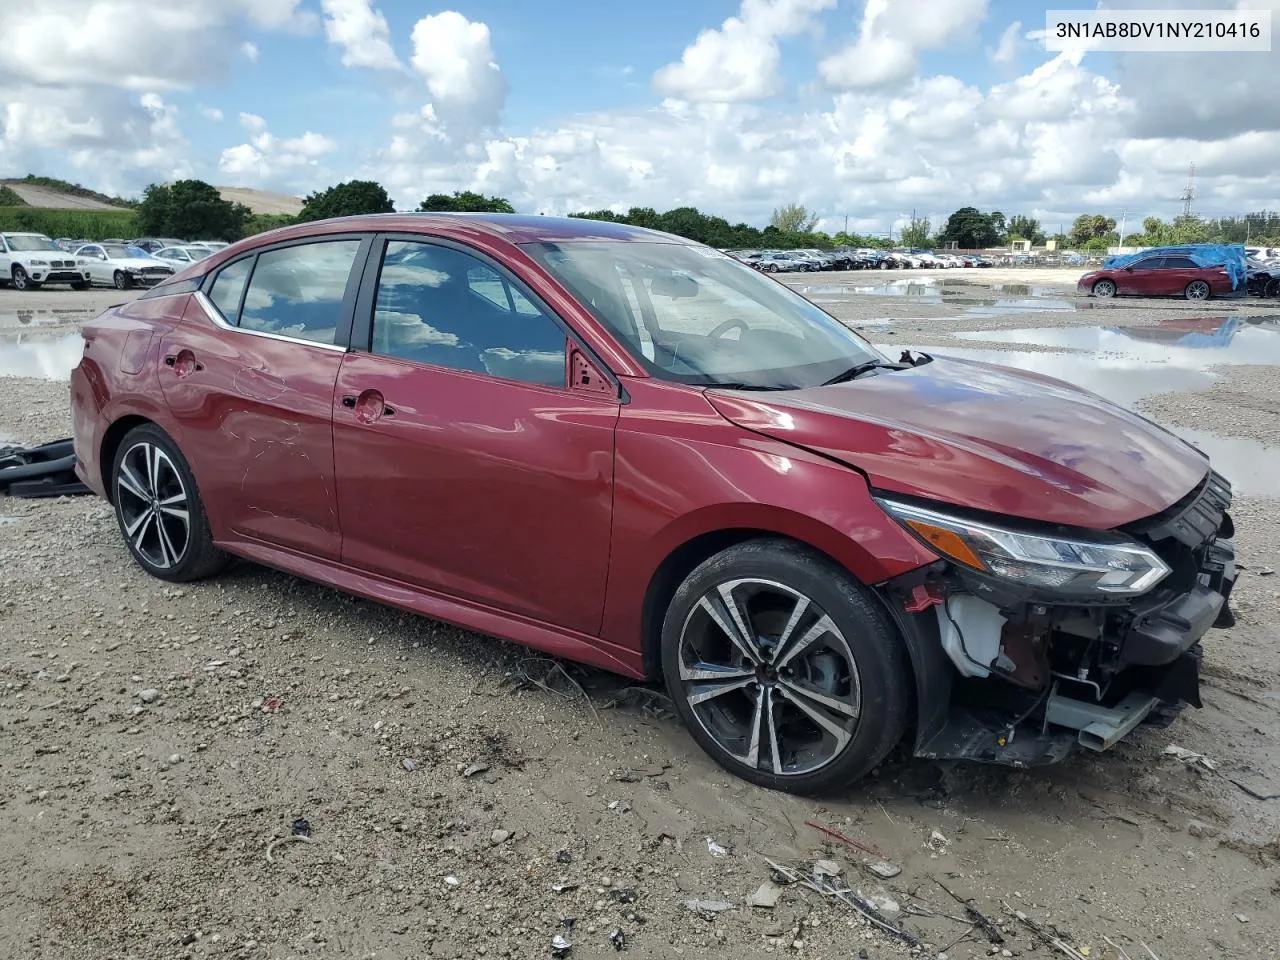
[[1116, 257, 1162, 294], [158, 235, 371, 560], [331, 236, 621, 635], [1158, 256, 1202, 296], [78, 246, 106, 283], [0, 236, 11, 277]]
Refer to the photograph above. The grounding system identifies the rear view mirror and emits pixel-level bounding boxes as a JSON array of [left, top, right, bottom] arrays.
[[650, 271, 699, 298]]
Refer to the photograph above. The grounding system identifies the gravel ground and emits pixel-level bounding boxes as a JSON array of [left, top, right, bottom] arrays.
[[2, 279, 1280, 960], [1137, 365, 1280, 447]]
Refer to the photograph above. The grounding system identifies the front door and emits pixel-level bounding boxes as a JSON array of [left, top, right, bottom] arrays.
[[1117, 257, 1164, 295], [158, 237, 368, 559], [331, 238, 620, 635]]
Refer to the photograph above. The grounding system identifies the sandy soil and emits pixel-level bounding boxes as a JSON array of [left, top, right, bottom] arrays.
[[2, 278, 1279, 960], [0, 182, 130, 211]]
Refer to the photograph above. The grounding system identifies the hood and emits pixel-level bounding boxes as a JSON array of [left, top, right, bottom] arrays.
[[706, 356, 1209, 530]]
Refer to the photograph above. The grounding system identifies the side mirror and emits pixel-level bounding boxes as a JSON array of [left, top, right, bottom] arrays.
[[1124, 266, 1134, 272]]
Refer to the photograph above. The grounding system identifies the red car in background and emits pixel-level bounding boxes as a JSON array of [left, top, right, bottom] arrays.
[[70, 214, 1237, 793], [1078, 253, 1233, 300]]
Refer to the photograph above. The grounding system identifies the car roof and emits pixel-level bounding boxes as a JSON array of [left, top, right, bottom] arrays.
[[2, 231, 50, 237], [243, 213, 690, 247]]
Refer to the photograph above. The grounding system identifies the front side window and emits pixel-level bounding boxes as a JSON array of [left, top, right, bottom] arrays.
[[370, 241, 567, 387], [240, 240, 361, 345], [522, 240, 884, 389]]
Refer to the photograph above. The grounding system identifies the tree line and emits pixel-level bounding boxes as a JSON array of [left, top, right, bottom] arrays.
[[117, 178, 1280, 250]]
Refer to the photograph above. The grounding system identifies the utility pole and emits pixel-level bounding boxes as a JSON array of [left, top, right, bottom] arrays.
[[1118, 210, 1126, 248], [1180, 162, 1196, 220], [843, 213, 849, 236]]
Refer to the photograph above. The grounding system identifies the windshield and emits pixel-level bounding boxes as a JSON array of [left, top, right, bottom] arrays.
[[4, 234, 60, 252], [522, 241, 882, 388]]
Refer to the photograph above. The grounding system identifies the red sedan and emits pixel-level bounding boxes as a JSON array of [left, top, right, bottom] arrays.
[[1077, 253, 1233, 300], [71, 214, 1236, 792]]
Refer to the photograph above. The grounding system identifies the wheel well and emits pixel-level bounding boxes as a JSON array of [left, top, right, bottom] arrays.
[[639, 529, 849, 681], [99, 415, 153, 502]]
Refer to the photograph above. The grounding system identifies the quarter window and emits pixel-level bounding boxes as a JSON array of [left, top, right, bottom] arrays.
[[370, 241, 567, 387], [208, 258, 252, 322], [240, 240, 361, 346]]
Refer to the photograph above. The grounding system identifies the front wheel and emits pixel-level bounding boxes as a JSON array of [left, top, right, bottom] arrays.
[[1092, 279, 1116, 298], [661, 539, 911, 794], [11, 266, 40, 291], [113, 270, 133, 290], [110, 424, 228, 582], [1185, 280, 1211, 301]]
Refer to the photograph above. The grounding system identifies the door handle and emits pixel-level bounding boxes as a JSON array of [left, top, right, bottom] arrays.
[[344, 389, 394, 423]]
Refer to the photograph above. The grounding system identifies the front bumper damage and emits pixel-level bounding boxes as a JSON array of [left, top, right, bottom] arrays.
[[882, 470, 1237, 767]]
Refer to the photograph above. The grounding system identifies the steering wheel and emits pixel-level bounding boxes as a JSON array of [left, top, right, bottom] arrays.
[[707, 318, 748, 339]]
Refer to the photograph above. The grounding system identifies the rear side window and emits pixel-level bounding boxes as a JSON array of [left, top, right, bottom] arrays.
[[1162, 257, 1198, 269], [208, 258, 252, 322], [240, 240, 361, 346]]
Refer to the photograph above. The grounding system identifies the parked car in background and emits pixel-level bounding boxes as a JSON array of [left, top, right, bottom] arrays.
[[154, 245, 215, 266], [70, 213, 1237, 794], [756, 252, 807, 273], [0, 231, 91, 290], [73, 242, 176, 289], [1078, 254, 1233, 301], [132, 238, 187, 255], [190, 241, 231, 253]]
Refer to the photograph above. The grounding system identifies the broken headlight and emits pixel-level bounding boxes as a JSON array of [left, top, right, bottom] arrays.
[[876, 498, 1170, 598]]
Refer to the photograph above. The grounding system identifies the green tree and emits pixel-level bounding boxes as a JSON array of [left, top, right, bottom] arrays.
[[899, 215, 931, 248], [417, 190, 515, 213], [769, 203, 819, 233], [1007, 214, 1045, 245], [988, 210, 1007, 244], [244, 213, 298, 237], [1068, 214, 1117, 247], [939, 207, 1000, 248], [298, 180, 395, 222], [135, 180, 251, 241]]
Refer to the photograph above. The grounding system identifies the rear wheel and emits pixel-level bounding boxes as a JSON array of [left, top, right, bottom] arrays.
[[1092, 278, 1116, 298], [110, 424, 228, 582], [1185, 280, 1211, 301], [661, 539, 910, 794]]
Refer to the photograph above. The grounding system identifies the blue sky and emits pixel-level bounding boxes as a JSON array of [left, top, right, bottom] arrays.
[[1, 0, 1275, 231]]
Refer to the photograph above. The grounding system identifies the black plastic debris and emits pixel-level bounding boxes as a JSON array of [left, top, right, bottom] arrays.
[[0, 439, 90, 499], [555, 850, 572, 864], [291, 817, 311, 837], [609, 928, 627, 951]]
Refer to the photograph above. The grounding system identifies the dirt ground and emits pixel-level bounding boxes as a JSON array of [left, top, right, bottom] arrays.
[[2, 273, 1279, 960]]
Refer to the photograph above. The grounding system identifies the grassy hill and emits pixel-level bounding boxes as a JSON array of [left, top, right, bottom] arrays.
[[0, 175, 136, 209]]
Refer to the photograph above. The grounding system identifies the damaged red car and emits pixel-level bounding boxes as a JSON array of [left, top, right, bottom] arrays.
[[70, 215, 1238, 793]]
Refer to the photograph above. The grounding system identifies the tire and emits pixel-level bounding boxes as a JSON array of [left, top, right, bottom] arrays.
[[1092, 279, 1116, 298], [1265, 278, 1280, 299], [71, 281, 90, 291], [660, 539, 911, 794], [110, 423, 228, 582], [113, 270, 133, 290], [1185, 280, 1211, 301], [11, 266, 40, 291], [765, 264, 778, 273]]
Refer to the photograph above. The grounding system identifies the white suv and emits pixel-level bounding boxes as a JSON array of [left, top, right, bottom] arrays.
[[0, 232, 92, 290]]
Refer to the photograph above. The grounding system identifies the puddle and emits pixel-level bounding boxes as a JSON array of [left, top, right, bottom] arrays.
[[0, 334, 84, 379], [0, 309, 97, 329], [797, 281, 1077, 314], [953, 317, 1280, 363], [898, 333, 1280, 495]]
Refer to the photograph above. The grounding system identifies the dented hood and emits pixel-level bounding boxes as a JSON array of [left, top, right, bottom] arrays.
[[707, 356, 1209, 530]]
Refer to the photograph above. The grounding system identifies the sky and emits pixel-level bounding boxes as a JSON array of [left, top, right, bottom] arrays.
[[1, 0, 1278, 235]]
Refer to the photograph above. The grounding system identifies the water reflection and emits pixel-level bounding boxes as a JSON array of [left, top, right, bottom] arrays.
[[0, 334, 83, 379]]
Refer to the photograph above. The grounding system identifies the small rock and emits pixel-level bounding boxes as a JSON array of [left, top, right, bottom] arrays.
[[168, 753, 182, 765], [443, 875, 460, 886], [859, 951, 869, 960], [136, 689, 161, 704], [1187, 820, 1220, 839], [1236, 913, 1250, 923], [490, 829, 511, 845], [749, 882, 783, 909], [706, 837, 728, 857], [684, 899, 732, 914], [402, 758, 418, 772], [462, 762, 490, 778], [814, 859, 840, 877], [791, 940, 804, 951], [868, 860, 902, 879], [1001, 951, 1013, 958], [868, 894, 900, 920]]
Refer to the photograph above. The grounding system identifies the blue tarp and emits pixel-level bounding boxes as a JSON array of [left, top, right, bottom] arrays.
[[1103, 243, 1248, 289]]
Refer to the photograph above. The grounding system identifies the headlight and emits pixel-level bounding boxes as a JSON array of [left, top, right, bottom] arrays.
[[876, 498, 1171, 597], [28, 259, 49, 266]]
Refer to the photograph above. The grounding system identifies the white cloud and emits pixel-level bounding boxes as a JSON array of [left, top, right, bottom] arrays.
[[241, 41, 259, 62], [219, 116, 338, 187], [321, 0, 402, 71], [820, 0, 989, 88], [990, 20, 1021, 64], [410, 11, 506, 129], [652, 0, 836, 102], [200, 106, 225, 121]]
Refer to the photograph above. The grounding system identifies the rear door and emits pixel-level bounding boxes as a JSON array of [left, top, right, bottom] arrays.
[[158, 235, 371, 559], [1158, 256, 1204, 296], [331, 235, 620, 634]]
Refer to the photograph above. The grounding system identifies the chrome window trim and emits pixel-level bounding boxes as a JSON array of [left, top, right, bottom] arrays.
[[192, 289, 348, 353]]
